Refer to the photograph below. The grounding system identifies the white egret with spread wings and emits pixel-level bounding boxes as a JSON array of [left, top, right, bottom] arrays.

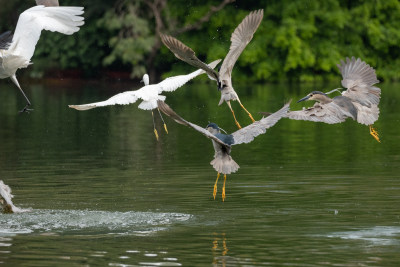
[[69, 59, 221, 140]]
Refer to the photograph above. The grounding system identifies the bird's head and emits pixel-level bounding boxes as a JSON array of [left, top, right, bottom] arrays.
[[206, 122, 221, 134], [297, 91, 330, 103], [141, 74, 149, 86]]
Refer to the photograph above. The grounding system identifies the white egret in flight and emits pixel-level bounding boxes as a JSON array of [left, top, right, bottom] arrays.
[[69, 59, 221, 140], [0, 3, 84, 112]]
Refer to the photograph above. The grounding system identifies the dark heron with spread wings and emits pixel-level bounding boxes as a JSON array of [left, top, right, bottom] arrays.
[[0, 0, 84, 112], [158, 100, 290, 201], [285, 57, 381, 142], [160, 9, 264, 129]]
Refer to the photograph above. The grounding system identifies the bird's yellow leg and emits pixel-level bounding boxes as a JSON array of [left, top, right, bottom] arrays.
[[238, 100, 255, 123], [213, 173, 220, 200], [222, 174, 227, 202], [369, 125, 380, 143], [157, 108, 168, 134], [226, 101, 241, 129], [152, 111, 159, 141]]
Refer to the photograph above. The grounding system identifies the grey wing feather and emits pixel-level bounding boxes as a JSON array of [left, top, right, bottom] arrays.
[[0, 31, 13, 50], [157, 100, 229, 149], [231, 100, 290, 145], [285, 102, 348, 124], [352, 102, 379, 125], [219, 9, 264, 81], [36, 0, 59, 6], [338, 57, 380, 107], [160, 34, 219, 81]]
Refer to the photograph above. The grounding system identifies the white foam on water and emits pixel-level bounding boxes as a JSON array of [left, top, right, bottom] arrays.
[[327, 226, 400, 246], [0, 209, 192, 236]]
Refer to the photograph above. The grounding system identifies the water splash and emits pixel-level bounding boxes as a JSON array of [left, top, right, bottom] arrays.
[[0, 209, 192, 236], [0, 180, 30, 214]]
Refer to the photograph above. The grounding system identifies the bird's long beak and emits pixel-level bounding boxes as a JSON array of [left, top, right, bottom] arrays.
[[140, 79, 143, 83], [297, 95, 310, 103]]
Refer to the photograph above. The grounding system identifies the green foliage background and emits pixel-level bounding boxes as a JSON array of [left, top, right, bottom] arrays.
[[0, 0, 399, 82]]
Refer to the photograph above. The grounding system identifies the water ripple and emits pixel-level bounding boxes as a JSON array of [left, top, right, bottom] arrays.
[[327, 226, 400, 246]]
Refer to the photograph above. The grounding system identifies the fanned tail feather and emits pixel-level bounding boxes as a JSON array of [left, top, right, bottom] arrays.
[[210, 155, 239, 174]]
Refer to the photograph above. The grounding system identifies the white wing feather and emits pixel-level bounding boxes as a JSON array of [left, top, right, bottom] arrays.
[[157, 59, 221, 93], [69, 90, 143, 111], [9, 6, 84, 64]]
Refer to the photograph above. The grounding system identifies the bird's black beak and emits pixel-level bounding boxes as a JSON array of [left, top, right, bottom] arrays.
[[297, 95, 310, 103]]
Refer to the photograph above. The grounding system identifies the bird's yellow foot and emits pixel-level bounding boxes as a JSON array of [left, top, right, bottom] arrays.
[[213, 173, 220, 200], [164, 123, 168, 134], [369, 125, 380, 143], [222, 174, 227, 202], [154, 128, 159, 141]]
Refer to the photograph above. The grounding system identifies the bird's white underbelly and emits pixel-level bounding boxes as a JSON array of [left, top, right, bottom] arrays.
[[219, 87, 239, 105], [0, 52, 29, 78], [138, 95, 166, 110]]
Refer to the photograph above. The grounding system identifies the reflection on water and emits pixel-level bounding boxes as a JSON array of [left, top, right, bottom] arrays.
[[0, 79, 399, 265]]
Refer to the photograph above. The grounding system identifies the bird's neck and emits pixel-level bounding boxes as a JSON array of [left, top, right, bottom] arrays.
[[315, 94, 333, 104]]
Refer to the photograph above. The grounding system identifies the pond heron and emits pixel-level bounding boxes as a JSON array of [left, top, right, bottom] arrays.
[[286, 57, 381, 142]]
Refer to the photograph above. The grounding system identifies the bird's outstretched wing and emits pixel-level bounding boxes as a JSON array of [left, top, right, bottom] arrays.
[[0, 31, 13, 50], [219, 9, 263, 81], [157, 59, 221, 93], [9, 5, 84, 63], [338, 57, 380, 107], [36, 0, 59, 6], [69, 91, 142, 111], [160, 34, 219, 81], [285, 101, 349, 124], [231, 100, 290, 145], [157, 100, 229, 148]]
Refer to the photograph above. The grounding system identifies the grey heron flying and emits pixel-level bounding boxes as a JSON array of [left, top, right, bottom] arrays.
[[0, 3, 84, 112], [157, 99, 290, 201], [69, 60, 221, 141], [285, 57, 381, 142], [160, 9, 264, 129]]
